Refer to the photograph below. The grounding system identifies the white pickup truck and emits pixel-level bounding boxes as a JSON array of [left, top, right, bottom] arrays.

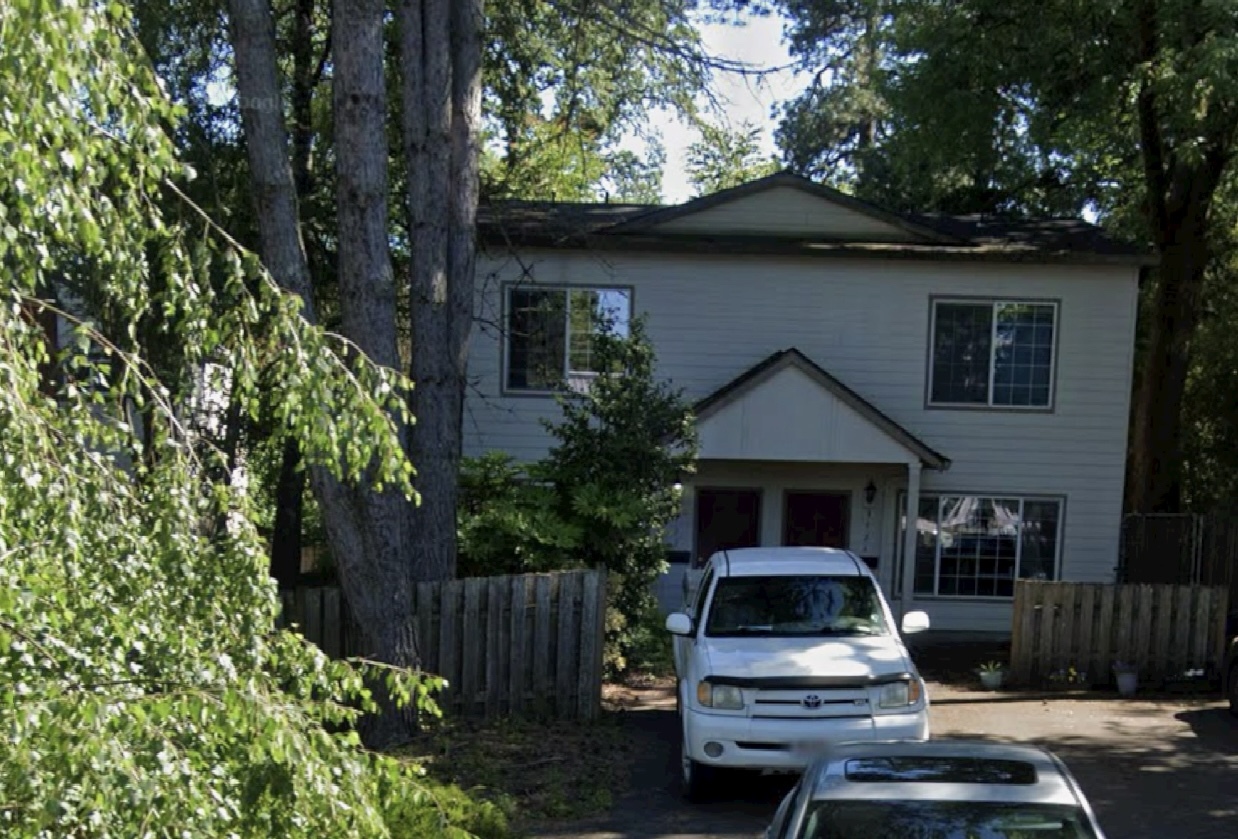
[[666, 546, 932, 800]]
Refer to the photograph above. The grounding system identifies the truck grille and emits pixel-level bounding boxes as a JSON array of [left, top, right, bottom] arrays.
[[751, 687, 872, 720]]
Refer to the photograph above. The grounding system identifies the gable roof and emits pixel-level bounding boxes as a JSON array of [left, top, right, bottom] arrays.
[[605, 171, 958, 243], [694, 348, 950, 470], [477, 172, 1156, 265]]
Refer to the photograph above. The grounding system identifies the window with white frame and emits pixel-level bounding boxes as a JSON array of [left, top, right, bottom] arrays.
[[898, 495, 1062, 598], [504, 285, 631, 391], [929, 300, 1057, 408]]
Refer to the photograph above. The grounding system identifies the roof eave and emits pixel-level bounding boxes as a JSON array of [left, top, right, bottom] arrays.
[[476, 229, 1156, 267]]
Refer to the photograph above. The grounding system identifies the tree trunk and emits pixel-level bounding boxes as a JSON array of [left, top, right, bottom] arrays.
[[229, 0, 418, 748], [269, 437, 304, 587], [397, 0, 482, 582], [329, 0, 420, 748], [268, 0, 321, 588], [1126, 216, 1211, 514]]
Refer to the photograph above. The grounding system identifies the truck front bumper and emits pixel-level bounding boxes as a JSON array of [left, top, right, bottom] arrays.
[[683, 707, 930, 772]]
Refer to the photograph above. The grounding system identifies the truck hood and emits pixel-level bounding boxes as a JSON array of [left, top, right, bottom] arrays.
[[702, 635, 913, 680]]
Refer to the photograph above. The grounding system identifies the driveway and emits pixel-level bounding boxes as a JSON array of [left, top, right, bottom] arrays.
[[529, 682, 1238, 839]]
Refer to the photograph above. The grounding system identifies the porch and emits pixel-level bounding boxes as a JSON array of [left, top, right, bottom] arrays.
[[656, 348, 953, 622]]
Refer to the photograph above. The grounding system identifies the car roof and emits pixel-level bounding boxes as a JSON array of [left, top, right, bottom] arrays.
[[708, 547, 868, 578], [801, 739, 1083, 808]]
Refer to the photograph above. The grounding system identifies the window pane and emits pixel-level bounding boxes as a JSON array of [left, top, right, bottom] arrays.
[[931, 303, 992, 404], [914, 497, 938, 595], [1019, 500, 1061, 581], [993, 303, 1054, 407], [937, 497, 1020, 598], [506, 288, 566, 389], [567, 288, 632, 375]]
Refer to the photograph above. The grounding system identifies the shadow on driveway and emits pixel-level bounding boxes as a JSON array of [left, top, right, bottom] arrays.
[[530, 705, 786, 839]]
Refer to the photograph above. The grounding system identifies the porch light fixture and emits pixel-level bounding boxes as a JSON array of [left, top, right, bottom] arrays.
[[864, 480, 877, 505]]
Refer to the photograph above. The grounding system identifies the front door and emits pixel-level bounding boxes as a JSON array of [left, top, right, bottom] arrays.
[[783, 491, 850, 548], [694, 487, 761, 568]]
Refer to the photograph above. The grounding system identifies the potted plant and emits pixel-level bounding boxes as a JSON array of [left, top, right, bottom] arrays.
[[1113, 661, 1138, 696], [977, 660, 1007, 690]]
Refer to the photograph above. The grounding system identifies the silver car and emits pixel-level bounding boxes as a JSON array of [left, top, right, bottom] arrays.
[[765, 739, 1107, 839]]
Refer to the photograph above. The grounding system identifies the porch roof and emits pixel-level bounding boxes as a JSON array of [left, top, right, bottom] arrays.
[[693, 349, 950, 470]]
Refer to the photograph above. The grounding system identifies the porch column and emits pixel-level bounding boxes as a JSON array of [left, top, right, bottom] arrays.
[[899, 460, 922, 621]]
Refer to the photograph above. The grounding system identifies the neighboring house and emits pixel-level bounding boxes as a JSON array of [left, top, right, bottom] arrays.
[[467, 172, 1154, 633]]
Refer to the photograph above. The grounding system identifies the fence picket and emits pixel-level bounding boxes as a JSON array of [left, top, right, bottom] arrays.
[[461, 577, 484, 716], [1075, 585, 1096, 683], [1057, 584, 1077, 671], [578, 570, 602, 720], [1011, 581, 1037, 683], [555, 571, 582, 718], [1036, 584, 1059, 682], [1151, 584, 1175, 681], [438, 580, 459, 713], [508, 575, 529, 715], [1133, 585, 1156, 677], [533, 575, 553, 715], [1009, 580, 1223, 688]]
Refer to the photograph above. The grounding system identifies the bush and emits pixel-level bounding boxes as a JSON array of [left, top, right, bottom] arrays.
[[457, 315, 697, 673], [382, 777, 512, 839]]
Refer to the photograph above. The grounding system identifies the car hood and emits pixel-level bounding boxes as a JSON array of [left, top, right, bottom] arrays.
[[702, 635, 913, 680]]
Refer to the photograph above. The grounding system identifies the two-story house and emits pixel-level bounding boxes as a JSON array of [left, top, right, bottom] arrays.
[[466, 172, 1153, 632]]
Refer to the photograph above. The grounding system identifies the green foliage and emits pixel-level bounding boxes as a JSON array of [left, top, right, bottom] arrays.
[[539, 314, 697, 669], [0, 2, 498, 836], [457, 317, 696, 673], [686, 119, 783, 195], [1182, 247, 1238, 511], [481, 0, 707, 202], [382, 778, 511, 839], [456, 452, 582, 578], [621, 597, 676, 677]]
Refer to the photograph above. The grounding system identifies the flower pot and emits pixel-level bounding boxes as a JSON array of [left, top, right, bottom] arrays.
[[979, 670, 1005, 690], [1115, 671, 1138, 696]]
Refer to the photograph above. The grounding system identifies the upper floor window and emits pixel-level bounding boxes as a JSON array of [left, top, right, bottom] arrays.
[[929, 299, 1057, 409], [504, 285, 631, 392]]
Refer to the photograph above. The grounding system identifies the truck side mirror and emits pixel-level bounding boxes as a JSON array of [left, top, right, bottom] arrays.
[[901, 610, 931, 635], [666, 612, 694, 636]]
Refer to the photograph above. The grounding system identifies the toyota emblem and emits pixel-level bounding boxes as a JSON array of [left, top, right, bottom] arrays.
[[802, 694, 823, 709]]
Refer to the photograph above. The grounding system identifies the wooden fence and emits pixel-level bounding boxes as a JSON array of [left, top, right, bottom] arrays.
[[278, 569, 607, 720], [1009, 580, 1229, 687]]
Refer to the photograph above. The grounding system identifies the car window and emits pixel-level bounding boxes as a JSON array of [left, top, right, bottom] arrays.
[[705, 575, 890, 638], [691, 566, 714, 620], [797, 800, 1099, 839]]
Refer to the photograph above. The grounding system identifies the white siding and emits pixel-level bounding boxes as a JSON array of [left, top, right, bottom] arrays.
[[696, 364, 916, 463], [465, 248, 1139, 631], [650, 186, 913, 240]]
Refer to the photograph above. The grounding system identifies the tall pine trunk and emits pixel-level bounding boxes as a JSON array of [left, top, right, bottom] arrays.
[[398, 0, 482, 582], [1126, 196, 1216, 514], [228, 0, 419, 748]]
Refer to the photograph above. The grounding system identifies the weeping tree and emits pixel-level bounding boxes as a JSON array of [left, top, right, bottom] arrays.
[[0, 0, 474, 835]]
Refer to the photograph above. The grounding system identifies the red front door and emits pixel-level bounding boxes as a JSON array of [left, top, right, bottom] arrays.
[[783, 491, 850, 548]]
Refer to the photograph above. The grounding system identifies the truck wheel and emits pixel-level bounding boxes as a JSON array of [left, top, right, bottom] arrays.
[[681, 731, 715, 802], [1228, 661, 1238, 718]]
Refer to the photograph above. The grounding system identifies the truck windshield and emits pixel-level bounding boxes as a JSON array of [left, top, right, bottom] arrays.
[[704, 575, 889, 637]]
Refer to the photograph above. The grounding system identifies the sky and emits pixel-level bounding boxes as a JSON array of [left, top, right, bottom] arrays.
[[645, 10, 810, 203]]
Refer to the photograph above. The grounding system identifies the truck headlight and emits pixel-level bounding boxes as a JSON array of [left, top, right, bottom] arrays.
[[697, 681, 744, 710], [877, 679, 922, 709]]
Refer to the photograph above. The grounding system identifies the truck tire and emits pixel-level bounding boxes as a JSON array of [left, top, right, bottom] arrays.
[[681, 733, 716, 802], [1228, 660, 1238, 719]]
